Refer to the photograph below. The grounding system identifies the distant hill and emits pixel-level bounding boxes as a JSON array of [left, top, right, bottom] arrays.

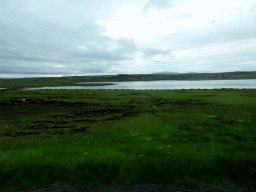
[[1, 71, 256, 89], [151, 72, 198, 74], [151, 72, 179, 74]]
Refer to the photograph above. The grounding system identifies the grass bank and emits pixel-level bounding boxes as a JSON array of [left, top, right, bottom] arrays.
[[0, 88, 256, 191]]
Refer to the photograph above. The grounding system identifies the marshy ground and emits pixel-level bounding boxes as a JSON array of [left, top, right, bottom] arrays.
[[0, 88, 256, 192]]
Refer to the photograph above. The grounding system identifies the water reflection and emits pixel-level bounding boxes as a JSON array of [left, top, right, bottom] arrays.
[[17, 79, 256, 90]]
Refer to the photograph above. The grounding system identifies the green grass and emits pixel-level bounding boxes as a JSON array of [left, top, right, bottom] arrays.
[[0, 88, 256, 192]]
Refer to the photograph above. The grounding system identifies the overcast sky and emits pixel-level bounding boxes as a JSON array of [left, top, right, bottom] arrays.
[[1, 0, 256, 78]]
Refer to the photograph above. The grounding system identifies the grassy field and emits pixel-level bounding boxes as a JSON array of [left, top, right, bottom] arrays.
[[0, 88, 256, 191]]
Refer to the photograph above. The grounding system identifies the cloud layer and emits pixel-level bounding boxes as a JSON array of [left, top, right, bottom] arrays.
[[0, 0, 256, 78]]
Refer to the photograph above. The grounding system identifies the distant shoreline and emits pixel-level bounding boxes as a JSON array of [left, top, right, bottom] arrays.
[[2, 79, 256, 91], [1, 71, 256, 90], [1, 83, 116, 90]]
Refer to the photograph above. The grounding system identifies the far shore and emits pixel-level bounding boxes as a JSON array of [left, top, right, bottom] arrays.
[[0, 83, 116, 90]]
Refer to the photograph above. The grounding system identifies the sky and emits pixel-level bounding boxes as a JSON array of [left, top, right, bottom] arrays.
[[1, 0, 256, 78]]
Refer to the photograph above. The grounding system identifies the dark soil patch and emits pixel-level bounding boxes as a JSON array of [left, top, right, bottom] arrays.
[[0, 97, 144, 139], [154, 98, 224, 108], [1, 124, 90, 137], [0, 98, 90, 107]]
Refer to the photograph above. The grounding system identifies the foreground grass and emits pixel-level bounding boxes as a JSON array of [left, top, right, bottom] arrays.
[[0, 89, 256, 191]]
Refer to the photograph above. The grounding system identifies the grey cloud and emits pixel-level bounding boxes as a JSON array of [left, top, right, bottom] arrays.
[[1, 0, 255, 77], [207, 20, 218, 24], [0, 62, 52, 74], [0, 0, 140, 76], [148, 0, 173, 9], [0, 60, 107, 75], [115, 37, 137, 56], [162, 18, 256, 50], [142, 0, 174, 15], [0, 15, 137, 75], [70, 37, 137, 62], [178, 50, 256, 73], [141, 47, 172, 59]]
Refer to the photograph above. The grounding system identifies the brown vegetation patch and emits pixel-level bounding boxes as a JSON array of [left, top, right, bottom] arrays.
[[0, 98, 90, 107], [0, 97, 144, 139], [1, 124, 90, 137], [155, 98, 217, 107]]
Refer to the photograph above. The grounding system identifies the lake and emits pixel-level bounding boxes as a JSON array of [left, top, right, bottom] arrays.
[[16, 79, 256, 90]]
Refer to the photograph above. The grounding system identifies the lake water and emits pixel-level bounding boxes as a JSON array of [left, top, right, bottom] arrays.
[[15, 79, 256, 90]]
